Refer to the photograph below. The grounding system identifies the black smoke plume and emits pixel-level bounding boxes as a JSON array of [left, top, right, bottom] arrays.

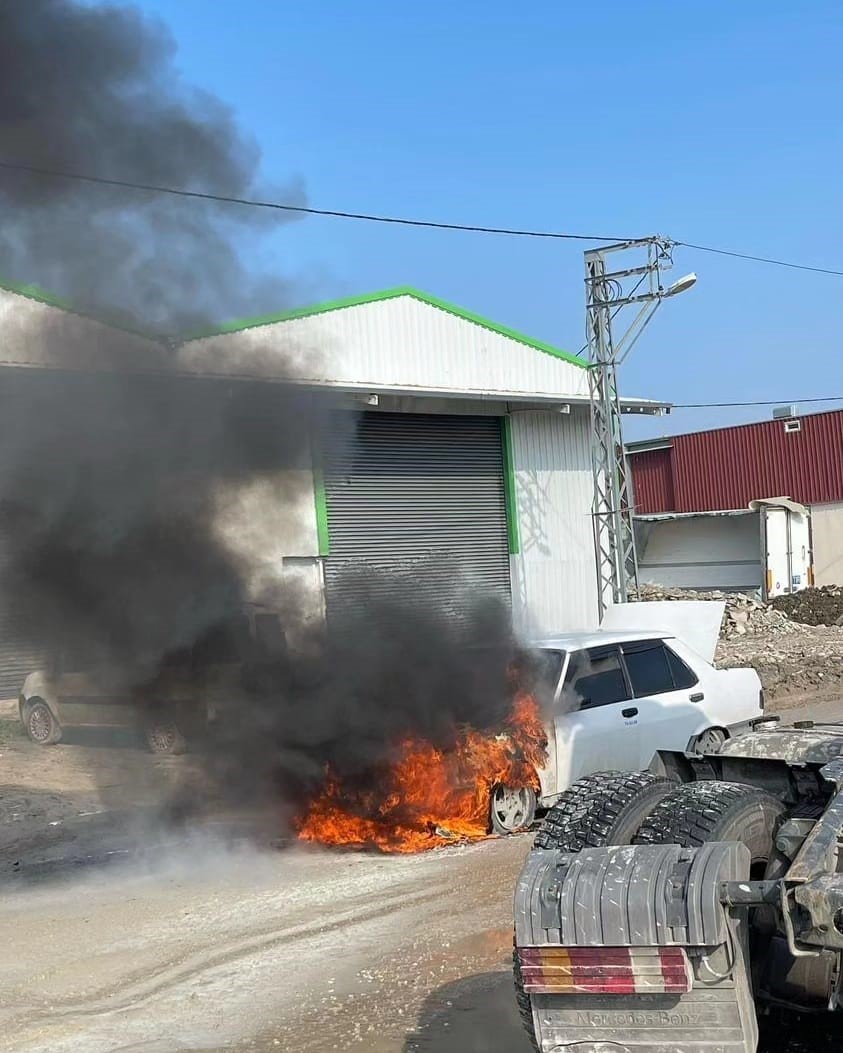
[[0, 0, 304, 331], [0, 1, 522, 843]]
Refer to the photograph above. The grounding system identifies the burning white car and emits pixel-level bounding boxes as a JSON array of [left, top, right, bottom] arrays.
[[491, 610, 764, 834]]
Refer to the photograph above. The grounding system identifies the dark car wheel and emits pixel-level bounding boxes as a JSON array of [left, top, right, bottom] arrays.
[[145, 718, 187, 755], [24, 699, 62, 745]]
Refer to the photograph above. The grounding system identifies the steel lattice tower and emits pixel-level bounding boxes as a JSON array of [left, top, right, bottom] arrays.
[[585, 236, 689, 617]]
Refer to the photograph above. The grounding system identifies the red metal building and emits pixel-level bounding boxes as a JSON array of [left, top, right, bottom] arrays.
[[627, 409, 843, 515]]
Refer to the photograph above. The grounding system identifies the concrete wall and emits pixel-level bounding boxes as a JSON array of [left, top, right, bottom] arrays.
[[509, 408, 599, 634], [810, 501, 843, 585], [211, 439, 325, 641]]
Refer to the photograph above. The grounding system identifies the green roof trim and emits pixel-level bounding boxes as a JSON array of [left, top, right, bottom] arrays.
[[0, 276, 79, 313], [0, 275, 158, 341], [181, 286, 586, 368]]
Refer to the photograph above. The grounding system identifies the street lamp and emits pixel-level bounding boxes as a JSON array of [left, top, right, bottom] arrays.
[[665, 272, 698, 297]]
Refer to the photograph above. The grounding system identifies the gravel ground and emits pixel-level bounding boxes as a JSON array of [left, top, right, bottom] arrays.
[[2, 820, 840, 1053], [717, 624, 843, 698], [1, 696, 841, 1052], [0, 833, 534, 1053]]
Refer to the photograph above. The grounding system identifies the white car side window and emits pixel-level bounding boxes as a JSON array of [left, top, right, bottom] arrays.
[[622, 641, 699, 698], [664, 645, 699, 690], [563, 647, 630, 711]]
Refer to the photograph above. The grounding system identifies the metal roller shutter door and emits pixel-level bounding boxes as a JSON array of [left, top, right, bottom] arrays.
[[0, 551, 45, 699], [323, 412, 511, 617]]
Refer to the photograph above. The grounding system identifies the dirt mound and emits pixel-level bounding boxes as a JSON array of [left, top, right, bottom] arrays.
[[771, 585, 843, 626]]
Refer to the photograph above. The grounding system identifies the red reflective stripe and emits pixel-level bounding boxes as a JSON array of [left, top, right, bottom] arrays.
[[516, 946, 692, 996], [588, 973, 636, 995], [568, 947, 635, 993], [658, 947, 691, 994], [517, 948, 543, 963], [567, 948, 632, 964]]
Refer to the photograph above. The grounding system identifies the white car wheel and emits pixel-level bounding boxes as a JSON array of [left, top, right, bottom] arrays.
[[694, 727, 726, 754], [490, 785, 536, 835]]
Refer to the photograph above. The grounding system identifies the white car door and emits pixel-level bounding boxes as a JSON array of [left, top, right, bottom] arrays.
[[553, 645, 642, 789], [618, 638, 710, 767]]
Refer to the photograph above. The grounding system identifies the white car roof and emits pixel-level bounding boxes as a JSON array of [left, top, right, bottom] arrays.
[[529, 629, 674, 651]]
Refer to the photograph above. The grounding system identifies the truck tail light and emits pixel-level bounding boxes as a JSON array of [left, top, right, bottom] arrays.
[[759, 688, 766, 712], [516, 946, 692, 996]]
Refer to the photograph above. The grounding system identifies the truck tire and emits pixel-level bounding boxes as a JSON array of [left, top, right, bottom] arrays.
[[635, 781, 786, 877], [533, 770, 676, 851], [515, 771, 674, 1049]]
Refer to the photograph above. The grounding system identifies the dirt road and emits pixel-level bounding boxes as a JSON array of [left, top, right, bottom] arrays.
[[1, 832, 534, 1053], [2, 827, 840, 1053], [2, 695, 841, 1053]]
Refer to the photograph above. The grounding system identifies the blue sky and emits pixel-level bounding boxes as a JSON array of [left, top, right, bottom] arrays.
[[135, 0, 842, 439]]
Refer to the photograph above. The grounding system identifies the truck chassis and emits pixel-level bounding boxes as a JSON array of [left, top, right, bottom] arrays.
[[513, 719, 843, 1052]]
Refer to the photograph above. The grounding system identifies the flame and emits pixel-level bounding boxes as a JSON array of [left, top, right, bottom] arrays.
[[296, 692, 547, 853]]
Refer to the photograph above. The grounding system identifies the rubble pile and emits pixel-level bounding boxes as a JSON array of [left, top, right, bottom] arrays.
[[717, 629, 843, 699], [633, 583, 843, 699], [632, 583, 803, 639], [771, 585, 843, 626]]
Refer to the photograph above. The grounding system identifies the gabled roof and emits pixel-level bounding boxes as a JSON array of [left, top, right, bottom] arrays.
[[0, 277, 672, 411], [0, 276, 585, 368], [181, 286, 586, 369]]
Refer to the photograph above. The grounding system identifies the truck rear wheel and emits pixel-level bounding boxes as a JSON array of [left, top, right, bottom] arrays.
[[634, 781, 789, 1002], [634, 781, 786, 876], [533, 770, 675, 851], [515, 771, 675, 1048]]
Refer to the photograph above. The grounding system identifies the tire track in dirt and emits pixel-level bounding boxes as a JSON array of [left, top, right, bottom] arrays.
[[4, 882, 447, 1026]]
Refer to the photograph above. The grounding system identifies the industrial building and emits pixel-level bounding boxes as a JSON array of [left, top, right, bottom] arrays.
[[0, 279, 667, 694], [628, 409, 843, 589]]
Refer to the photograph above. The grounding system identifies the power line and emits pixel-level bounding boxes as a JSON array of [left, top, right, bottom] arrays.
[[0, 159, 627, 243], [675, 241, 843, 277], [672, 395, 843, 409], [1, 158, 841, 275]]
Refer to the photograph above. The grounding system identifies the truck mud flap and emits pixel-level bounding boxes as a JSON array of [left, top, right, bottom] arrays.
[[514, 843, 759, 1053]]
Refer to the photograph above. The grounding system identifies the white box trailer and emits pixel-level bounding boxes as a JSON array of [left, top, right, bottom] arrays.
[[634, 496, 812, 598]]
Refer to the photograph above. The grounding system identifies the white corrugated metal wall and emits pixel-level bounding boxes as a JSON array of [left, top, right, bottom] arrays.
[[508, 409, 599, 634]]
